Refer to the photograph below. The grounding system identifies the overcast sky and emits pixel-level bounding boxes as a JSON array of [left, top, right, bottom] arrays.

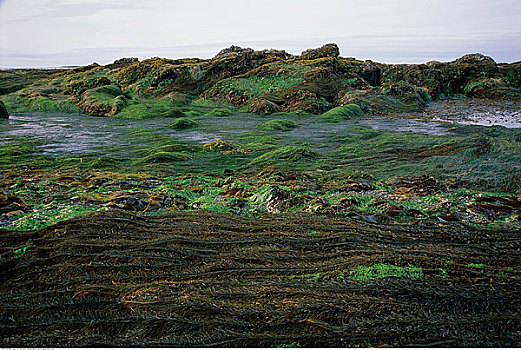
[[0, 0, 520, 68]]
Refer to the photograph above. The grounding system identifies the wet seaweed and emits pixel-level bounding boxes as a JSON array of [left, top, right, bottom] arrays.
[[1, 211, 520, 347]]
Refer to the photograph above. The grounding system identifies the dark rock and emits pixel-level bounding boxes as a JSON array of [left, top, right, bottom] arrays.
[[451, 53, 498, 88], [300, 43, 340, 60], [361, 63, 382, 86], [336, 87, 426, 114], [71, 63, 101, 73], [453, 53, 496, 66], [0, 100, 8, 119], [260, 49, 293, 60], [213, 45, 254, 59], [106, 57, 139, 69]]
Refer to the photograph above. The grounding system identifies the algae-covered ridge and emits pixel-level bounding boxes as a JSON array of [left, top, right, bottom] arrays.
[[1, 43, 519, 119]]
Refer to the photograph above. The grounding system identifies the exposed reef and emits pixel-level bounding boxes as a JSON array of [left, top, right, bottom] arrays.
[[0, 44, 519, 118]]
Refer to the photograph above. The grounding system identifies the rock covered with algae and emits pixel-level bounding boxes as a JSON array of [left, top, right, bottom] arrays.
[[1, 44, 519, 118]]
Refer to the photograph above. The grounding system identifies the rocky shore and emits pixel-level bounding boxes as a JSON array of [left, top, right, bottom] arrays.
[[0, 43, 519, 118]]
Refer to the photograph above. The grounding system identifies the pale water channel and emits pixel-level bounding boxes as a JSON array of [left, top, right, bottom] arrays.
[[0, 99, 518, 158]]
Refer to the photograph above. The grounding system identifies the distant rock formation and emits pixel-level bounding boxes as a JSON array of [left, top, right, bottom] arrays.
[[213, 45, 255, 59], [0, 100, 9, 119], [2, 43, 519, 118], [106, 57, 139, 70], [213, 46, 292, 60], [300, 43, 340, 60]]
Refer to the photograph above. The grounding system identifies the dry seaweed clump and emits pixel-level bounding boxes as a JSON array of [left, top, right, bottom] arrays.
[[203, 139, 248, 154]]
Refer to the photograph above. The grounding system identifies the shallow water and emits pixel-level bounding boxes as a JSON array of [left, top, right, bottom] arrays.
[[0, 99, 517, 157], [0, 112, 456, 157], [422, 98, 521, 128]]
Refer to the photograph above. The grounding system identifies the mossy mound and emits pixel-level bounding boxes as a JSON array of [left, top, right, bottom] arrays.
[[250, 145, 320, 166], [321, 104, 364, 122], [204, 108, 234, 117], [80, 85, 130, 116], [2, 92, 80, 114], [183, 110, 203, 117], [134, 151, 190, 165], [203, 140, 236, 152], [118, 101, 184, 119], [169, 117, 200, 130], [258, 119, 298, 131], [202, 139, 248, 154]]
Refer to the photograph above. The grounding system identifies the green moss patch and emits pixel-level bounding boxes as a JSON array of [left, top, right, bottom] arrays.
[[349, 263, 424, 281], [118, 99, 185, 119], [250, 145, 319, 166], [6, 205, 98, 231], [321, 104, 364, 122], [134, 151, 191, 165], [204, 107, 234, 117], [258, 119, 298, 131], [169, 117, 200, 129]]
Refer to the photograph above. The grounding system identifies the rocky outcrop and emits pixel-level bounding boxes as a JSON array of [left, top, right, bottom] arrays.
[[79, 85, 129, 117], [360, 62, 382, 87], [4, 43, 520, 117], [0, 100, 8, 119], [106, 57, 139, 70], [213, 45, 255, 59], [213, 46, 292, 61], [260, 49, 293, 60], [300, 43, 340, 60]]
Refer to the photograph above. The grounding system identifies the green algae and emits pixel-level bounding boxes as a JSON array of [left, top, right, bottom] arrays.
[[320, 103, 364, 122], [0, 139, 55, 168], [249, 145, 320, 167], [3, 94, 79, 113], [349, 264, 424, 281], [258, 119, 298, 131], [169, 117, 200, 129], [117, 99, 184, 119], [204, 107, 234, 117], [292, 263, 424, 283], [134, 151, 191, 165], [5, 204, 98, 231], [329, 125, 521, 191], [214, 63, 308, 98], [141, 143, 200, 155], [182, 110, 203, 117]]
